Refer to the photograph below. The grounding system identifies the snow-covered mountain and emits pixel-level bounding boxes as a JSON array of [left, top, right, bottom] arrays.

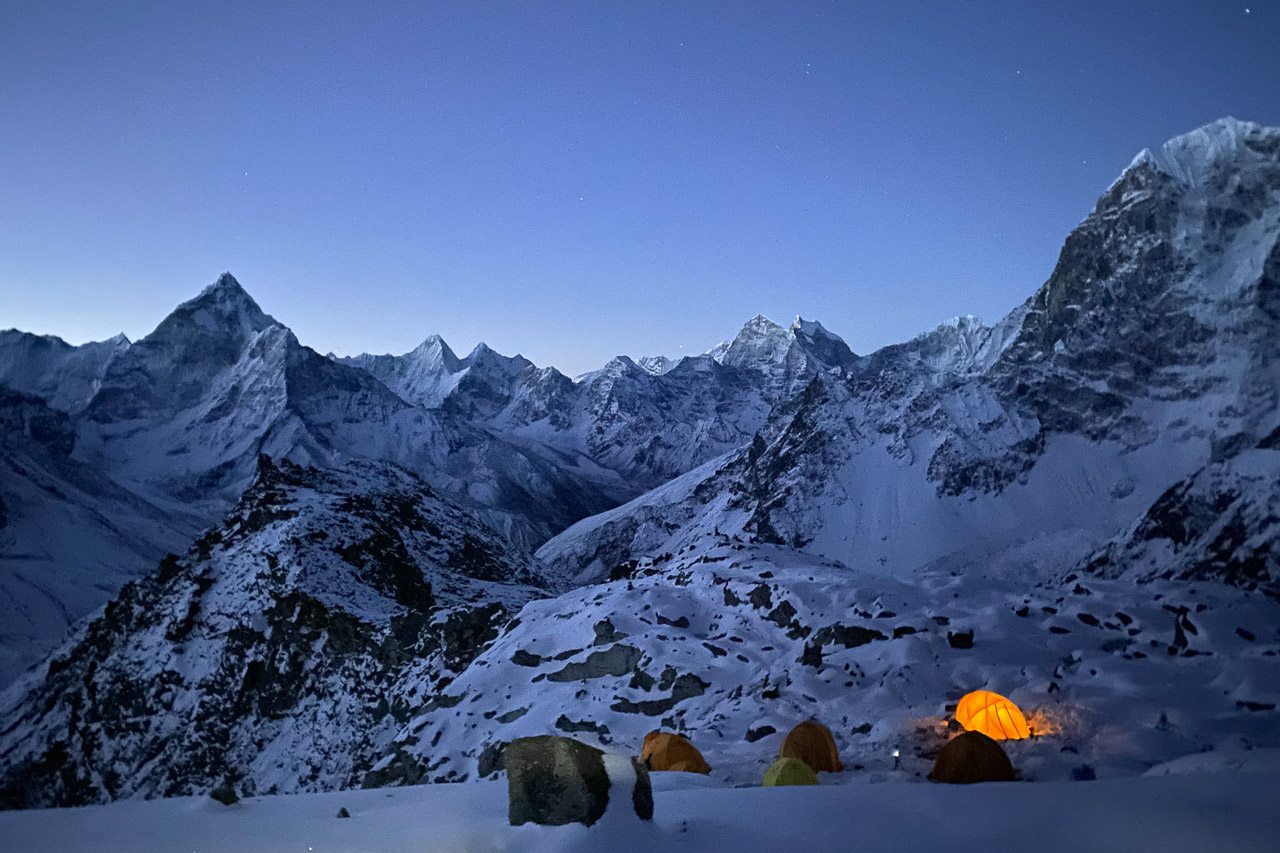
[[339, 312, 860, 489], [1, 117, 1278, 811], [538, 118, 1280, 587], [0, 456, 544, 808]]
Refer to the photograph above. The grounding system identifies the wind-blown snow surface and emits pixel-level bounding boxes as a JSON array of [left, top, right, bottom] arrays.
[[1, 770, 1277, 853]]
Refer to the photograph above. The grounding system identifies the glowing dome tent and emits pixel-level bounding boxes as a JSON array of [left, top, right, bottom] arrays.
[[955, 690, 1031, 740]]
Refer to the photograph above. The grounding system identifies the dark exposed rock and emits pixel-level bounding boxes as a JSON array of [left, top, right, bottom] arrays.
[[947, 629, 975, 649], [592, 619, 628, 645], [656, 613, 690, 629], [477, 741, 508, 778], [209, 777, 239, 806], [505, 736, 610, 827], [631, 758, 654, 821], [812, 623, 887, 649], [745, 725, 777, 743], [547, 644, 643, 682], [611, 673, 710, 716], [555, 715, 611, 739]]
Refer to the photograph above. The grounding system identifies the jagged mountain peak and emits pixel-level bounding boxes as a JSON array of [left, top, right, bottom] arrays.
[[148, 273, 278, 349], [1127, 117, 1278, 188], [406, 335, 461, 372], [790, 315, 858, 367]]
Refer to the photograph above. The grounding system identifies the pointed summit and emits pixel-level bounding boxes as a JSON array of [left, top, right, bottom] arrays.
[[147, 273, 278, 349], [406, 335, 462, 374], [713, 315, 792, 368], [789, 316, 857, 368]]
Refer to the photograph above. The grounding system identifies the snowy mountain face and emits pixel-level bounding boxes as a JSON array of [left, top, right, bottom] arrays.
[[69, 275, 629, 548], [0, 457, 544, 808], [0, 330, 129, 415], [0, 387, 195, 685], [1077, 425, 1280, 598], [338, 313, 861, 490], [538, 119, 1280, 587], [372, 539, 1280, 787]]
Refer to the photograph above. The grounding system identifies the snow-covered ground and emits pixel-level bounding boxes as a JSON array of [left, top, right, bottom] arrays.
[[2, 767, 1278, 853]]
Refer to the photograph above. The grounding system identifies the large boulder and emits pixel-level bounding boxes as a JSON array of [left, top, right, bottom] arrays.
[[928, 731, 1017, 784], [505, 736, 611, 827], [778, 721, 843, 773]]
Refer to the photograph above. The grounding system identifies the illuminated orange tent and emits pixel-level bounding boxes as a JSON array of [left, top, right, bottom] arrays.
[[955, 690, 1030, 740], [641, 731, 711, 773]]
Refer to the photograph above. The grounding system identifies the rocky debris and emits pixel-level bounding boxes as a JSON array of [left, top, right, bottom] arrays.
[[336, 807, 351, 818], [477, 741, 508, 779], [505, 736, 611, 827], [947, 629, 975, 649], [610, 672, 710, 716]]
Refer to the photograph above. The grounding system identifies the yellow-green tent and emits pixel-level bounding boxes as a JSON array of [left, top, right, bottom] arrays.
[[762, 756, 819, 787]]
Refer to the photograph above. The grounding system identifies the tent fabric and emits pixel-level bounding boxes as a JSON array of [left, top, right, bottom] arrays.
[[778, 721, 843, 773], [955, 690, 1031, 740], [762, 756, 819, 787], [641, 731, 711, 774], [928, 730, 1017, 784]]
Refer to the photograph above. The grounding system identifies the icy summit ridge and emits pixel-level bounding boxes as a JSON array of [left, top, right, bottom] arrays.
[[1127, 117, 1278, 188]]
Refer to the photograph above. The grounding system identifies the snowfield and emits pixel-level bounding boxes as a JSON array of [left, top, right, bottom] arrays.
[[2, 768, 1278, 853]]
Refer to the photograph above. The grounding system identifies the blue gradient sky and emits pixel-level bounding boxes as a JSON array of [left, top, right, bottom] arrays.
[[2, 1, 1277, 375]]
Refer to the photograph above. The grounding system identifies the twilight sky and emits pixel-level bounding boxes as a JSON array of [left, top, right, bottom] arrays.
[[2, 1, 1277, 376]]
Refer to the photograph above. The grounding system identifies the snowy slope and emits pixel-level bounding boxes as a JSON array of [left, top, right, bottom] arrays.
[[1, 769, 1278, 853], [0, 456, 544, 808], [373, 540, 1280, 788], [1077, 427, 1280, 596]]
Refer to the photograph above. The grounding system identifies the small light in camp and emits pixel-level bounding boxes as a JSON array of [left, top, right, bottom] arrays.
[[892, 749, 899, 758]]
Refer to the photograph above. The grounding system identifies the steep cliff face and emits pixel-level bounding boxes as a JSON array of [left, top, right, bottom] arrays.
[[0, 457, 542, 808]]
